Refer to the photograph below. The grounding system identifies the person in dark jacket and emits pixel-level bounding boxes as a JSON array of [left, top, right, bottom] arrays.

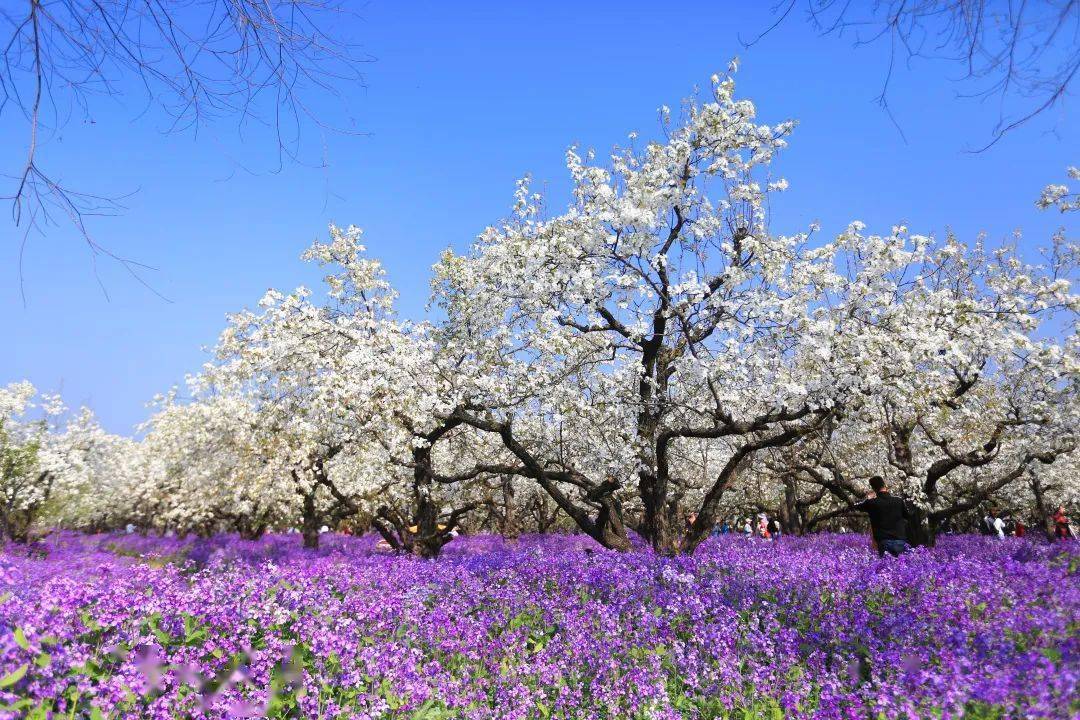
[[854, 476, 911, 557]]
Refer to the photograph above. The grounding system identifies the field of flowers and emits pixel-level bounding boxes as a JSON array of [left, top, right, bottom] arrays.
[[0, 532, 1076, 720]]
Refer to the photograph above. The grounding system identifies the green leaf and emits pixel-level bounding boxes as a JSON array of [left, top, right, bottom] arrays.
[[33, 653, 51, 669], [0, 664, 28, 689], [146, 613, 173, 646], [1040, 647, 1063, 664], [13, 627, 29, 651], [0, 592, 11, 604], [182, 615, 208, 646], [0, 699, 32, 713], [410, 700, 436, 719], [79, 609, 102, 633], [90, 707, 105, 720]]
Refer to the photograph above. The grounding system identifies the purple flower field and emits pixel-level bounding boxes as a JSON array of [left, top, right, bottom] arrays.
[[0, 533, 1076, 720]]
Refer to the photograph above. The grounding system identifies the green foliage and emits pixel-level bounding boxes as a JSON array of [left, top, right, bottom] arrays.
[[0, 420, 41, 489], [0, 664, 27, 688], [0, 418, 47, 541], [960, 701, 1008, 720]]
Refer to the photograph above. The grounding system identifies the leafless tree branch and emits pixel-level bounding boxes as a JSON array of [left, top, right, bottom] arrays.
[[746, 0, 1079, 150], [1, 0, 371, 296]]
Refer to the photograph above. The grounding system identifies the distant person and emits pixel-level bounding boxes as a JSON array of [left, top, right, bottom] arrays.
[[768, 518, 782, 540], [743, 518, 753, 538], [854, 476, 910, 557], [1053, 506, 1073, 540], [983, 508, 1005, 538], [1013, 519, 1026, 538], [685, 512, 697, 534], [757, 514, 771, 540]]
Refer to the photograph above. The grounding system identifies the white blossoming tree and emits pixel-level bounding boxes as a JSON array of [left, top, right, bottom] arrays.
[[751, 222, 1078, 543], [130, 391, 288, 538], [0, 382, 52, 541], [193, 226, 516, 556], [38, 408, 143, 533], [434, 73, 924, 554], [432, 74, 1079, 554], [6, 81, 1076, 557], [0, 383, 118, 541]]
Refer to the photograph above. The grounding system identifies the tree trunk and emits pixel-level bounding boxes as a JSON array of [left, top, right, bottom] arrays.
[[651, 506, 682, 556], [239, 523, 266, 541], [1030, 473, 1055, 541], [500, 476, 520, 541], [594, 496, 631, 551], [781, 475, 799, 535], [300, 490, 321, 550], [796, 503, 814, 536], [909, 503, 933, 547], [634, 333, 675, 556], [411, 445, 449, 559], [372, 515, 403, 552], [530, 493, 560, 534]]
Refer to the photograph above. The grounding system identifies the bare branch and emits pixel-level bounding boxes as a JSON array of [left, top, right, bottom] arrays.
[[1, 0, 371, 291], [750, 1, 1080, 148]]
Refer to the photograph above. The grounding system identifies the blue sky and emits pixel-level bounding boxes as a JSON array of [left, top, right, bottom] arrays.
[[2, 1, 1075, 434]]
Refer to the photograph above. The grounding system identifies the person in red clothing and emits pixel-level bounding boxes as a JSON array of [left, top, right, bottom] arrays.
[[757, 514, 772, 540], [1053, 506, 1073, 540], [1014, 519, 1026, 538]]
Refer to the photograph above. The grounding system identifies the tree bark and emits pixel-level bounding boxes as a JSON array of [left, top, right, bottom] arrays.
[[300, 490, 321, 550], [781, 475, 799, 535], [499, 476, 520, 541], [239, 523, 266, 541], [412, 446, 441, 559], [1029, 473, 1055, 541]]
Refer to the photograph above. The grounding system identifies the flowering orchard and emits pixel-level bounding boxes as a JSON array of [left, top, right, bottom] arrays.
[[0, 533, 1076, 719], [3, 72, 1076, 556], [1, 70, 1078, 719]]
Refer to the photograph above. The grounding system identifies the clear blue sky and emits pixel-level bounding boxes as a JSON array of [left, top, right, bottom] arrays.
[[2, 1, 1075, 434]]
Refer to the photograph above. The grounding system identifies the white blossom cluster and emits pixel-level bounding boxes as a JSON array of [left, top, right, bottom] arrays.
[[1038, 166, 1080, 213]]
